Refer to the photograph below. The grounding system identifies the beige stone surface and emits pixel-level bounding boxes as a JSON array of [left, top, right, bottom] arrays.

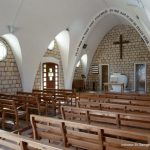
[[87, 25, 150, 92], [0, 38, 22, 94], [33, 41, 64, 89]]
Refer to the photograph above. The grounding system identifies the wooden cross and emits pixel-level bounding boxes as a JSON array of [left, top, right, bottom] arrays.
[[113, 34, 129, 59]]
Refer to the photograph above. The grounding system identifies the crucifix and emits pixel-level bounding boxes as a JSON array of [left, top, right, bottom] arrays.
[[113, 34, 129, 59]]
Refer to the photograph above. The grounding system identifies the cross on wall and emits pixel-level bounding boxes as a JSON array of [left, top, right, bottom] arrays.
[[113, 34, 129, 59]]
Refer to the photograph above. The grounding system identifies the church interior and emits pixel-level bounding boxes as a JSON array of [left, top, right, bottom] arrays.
[[0, 0, 150, 149]]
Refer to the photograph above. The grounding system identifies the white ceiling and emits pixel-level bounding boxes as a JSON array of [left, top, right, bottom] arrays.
[[0, 0, 150, 91]]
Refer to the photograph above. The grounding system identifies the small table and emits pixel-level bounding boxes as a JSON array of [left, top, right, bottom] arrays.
[[104, 83, 124, 93]]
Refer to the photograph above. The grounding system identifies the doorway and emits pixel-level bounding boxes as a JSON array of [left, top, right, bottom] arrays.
[[42, 62, 59, 89], [134, 63, 146, 92], [100, 64, 109, 91]]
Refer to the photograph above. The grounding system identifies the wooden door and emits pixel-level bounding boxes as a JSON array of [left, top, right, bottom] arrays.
[[42, 63, 59, 89], [102, 65, 108, 90]]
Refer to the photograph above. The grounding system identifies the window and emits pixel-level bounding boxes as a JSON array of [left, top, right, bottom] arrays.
[[48, 40, 54, 50], [0, 41, 7, 61], [76, 61, 80, 67]]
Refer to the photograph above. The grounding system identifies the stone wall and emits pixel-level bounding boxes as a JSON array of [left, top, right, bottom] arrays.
[[33, 41, 64, 89], [87, 25, 150, 92], [74, 62, 83, 80], [0, 38, 22, 94]]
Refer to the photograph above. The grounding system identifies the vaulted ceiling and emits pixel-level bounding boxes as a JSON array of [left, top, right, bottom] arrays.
[[0, 0, 150, 91]]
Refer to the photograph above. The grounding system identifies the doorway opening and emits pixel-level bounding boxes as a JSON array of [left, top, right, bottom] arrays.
[[100, 64, 109, 91], [42, 62, 59, 89], [134, 63, 146, 92]]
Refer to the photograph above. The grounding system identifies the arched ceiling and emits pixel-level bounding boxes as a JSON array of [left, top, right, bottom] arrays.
[[0, 0, 150, 91]]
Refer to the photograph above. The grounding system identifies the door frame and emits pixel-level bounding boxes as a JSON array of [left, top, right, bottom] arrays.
[[134, 62, 146, 92], [40, 57, 60, 90], [99, 64, 109, 91]]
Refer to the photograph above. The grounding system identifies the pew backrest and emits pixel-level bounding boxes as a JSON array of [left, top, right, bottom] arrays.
[[77, 99, 150, 114], [30, 114, 150, 150], [0, 129, 61, 150], [61, 106, 150, 130]]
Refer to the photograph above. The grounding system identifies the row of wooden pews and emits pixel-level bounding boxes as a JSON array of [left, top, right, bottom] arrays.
[[0, 92, 52, 130], [0, 88, 77, 130], [30, 114, 150, 150], [78, 93, 150, 115], [61, 106, 150, 132], [100, 92, 150, 100], [32, 88, 79, 112], [0, 94, 29, 130], [0, 91, 150, 150], [0, 129, 61, 150]]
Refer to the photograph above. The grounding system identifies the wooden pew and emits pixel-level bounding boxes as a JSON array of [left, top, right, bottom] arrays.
[[100, 93, 150, 101], [17, 91, 33, 96], [30, 114, 150, 150], [77, 100, 150, 114], [61, 106, 150, 132], [79, 95, 150, 107], [105, 91, 150, 96], [83, 96, 150, 106], [0, 129, 61, 150]]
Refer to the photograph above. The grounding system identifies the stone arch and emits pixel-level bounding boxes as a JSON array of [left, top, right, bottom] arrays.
[[33, 40, 64, 89], [0, 37, 22, 94]]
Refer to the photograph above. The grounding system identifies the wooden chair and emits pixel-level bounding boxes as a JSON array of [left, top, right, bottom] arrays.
[[17, 94, 45, 116], [36, 92, 56, 116], [0, 129, 62, 150], [0, 99, 28, 130]]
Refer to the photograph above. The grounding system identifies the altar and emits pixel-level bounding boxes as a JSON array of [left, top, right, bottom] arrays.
[[104, 82, 124, 93], [104, 73, 127, 92]]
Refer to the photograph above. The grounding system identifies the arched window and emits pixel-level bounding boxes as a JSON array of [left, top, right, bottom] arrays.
[[0, 41, 7, 61], [48, 40, 55, 50]]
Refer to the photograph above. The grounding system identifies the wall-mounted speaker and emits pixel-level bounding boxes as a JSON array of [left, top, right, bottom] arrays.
[[83, 44, 87, 49]]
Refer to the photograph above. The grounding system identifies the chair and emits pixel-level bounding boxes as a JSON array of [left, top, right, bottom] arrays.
[[0, 99, 28, 130]]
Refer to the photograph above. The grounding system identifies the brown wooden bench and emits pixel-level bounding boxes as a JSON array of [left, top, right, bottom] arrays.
[[100, 93, 150, 101], [79, 95, 150, 108], [77, 100, 150, 114], [30, 114, 150, 150], [0, 129, 61, 150], [61, 106, 150, 132], [34, 88, 79, 106]]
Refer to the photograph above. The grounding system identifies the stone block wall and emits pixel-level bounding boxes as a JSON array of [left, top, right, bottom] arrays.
[[74, 62, 83, 80], [33, 41, 64, 89], [87, 25, 150, 92], [0, 38, 22, 94]]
